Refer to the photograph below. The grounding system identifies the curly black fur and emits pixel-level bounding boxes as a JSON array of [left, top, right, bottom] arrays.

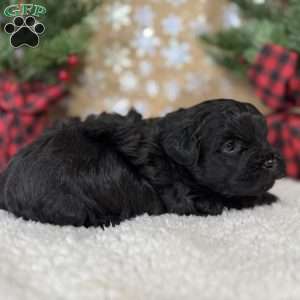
[[0, 99, 285, 227]]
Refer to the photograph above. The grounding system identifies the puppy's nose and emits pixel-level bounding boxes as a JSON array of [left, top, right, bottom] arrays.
[[263, 158, 276, 170]]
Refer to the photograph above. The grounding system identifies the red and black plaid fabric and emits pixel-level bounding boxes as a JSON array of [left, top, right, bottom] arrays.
[[0, 73, 65, 171], [267, 113, 300, 178], [248, 44, 300, 111]]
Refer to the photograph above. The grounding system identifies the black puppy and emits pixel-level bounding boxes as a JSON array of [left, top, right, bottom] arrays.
[[0, 99, 285, 227]]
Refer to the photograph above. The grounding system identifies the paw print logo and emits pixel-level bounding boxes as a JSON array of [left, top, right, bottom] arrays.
[[4, 16, 45, 48]]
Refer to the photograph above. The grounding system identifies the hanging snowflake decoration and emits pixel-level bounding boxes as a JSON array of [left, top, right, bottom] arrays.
[[105, 2, 132, 31], [162, 15, 183, 37], [189, 15, 211, 36], [161, 40, 191, 69], [132, 28, 161, 57], [104, 44, 132, 74], [145, 80, 159, 97], [119, 72, 139, 92], [223, 3, 242, 29], [134, 5, 155, 28], [164, 80, 181, 102], [139, 61, 154, 77]]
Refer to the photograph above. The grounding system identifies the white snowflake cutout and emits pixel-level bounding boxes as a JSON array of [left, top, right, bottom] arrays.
[[105, 3, 132, 31], [132, 28, 161, 57], [134, 5, 155, 27], [223, 3, 242, 29], [104, 44, 132, 74], [145, 80, 159, 97], [139, 61, 154, 77], [119, 72, 139, 92], [164, 80, 181, 102], [161, 40, 191, 69], [162, 15, 183, 37], [189, 15, 211, 36]]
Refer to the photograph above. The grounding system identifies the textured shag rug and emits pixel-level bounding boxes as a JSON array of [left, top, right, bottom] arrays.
[[0, 178, 300, 300]]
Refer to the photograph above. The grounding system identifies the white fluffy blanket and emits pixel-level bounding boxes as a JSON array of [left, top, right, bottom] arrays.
[[1, 179, 300, 300]]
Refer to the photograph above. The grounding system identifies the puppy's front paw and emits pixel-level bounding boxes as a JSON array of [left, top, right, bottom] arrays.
[[194, 198, 224, 216], [224, 192, 278, 210], [259, 192, 278, 206]]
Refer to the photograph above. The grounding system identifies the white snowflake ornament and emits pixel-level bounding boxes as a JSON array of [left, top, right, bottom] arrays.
[[139, 61, 153, 77], [132, 28, 161, 57], [223, 3, 242, 29], [134, 5, 155, 27], [164, 80, 181, 102], [189, 15, 211, 36], [162, 15, 183, 37], [105, 3, 132, 31], [146, 80, 159, 97], [161, 40, 191, 69], [119, 72, 139, 92], [104, 44, 132, 74]]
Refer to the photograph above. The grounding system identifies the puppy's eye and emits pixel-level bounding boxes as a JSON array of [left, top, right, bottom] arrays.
[[222, 140, 241, 154]]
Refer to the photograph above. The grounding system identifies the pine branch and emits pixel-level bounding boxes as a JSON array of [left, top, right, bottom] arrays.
[[200, 0, 298, 78], [231, 0, 283, 20]]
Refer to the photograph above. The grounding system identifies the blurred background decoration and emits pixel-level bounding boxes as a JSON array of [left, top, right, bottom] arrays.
[[71, 0, 264, 119], [0, 0, 300, 179]]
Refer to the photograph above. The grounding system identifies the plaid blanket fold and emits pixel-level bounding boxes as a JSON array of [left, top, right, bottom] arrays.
[[0, 74, 65, 171], [267, 113, 300, 178], [248, 44, 300, 111]]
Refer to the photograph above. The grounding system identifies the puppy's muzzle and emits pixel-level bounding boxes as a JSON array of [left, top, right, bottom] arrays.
[[263, 158, 276, 170], [262, 152, 285, 179]]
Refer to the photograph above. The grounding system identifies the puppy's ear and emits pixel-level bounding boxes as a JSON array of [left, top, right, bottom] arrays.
[[162, 126, 198, 166]]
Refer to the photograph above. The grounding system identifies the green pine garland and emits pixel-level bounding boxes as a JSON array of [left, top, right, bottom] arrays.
[[0, 0, 102, 82], [201, 0, 300, 76]]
